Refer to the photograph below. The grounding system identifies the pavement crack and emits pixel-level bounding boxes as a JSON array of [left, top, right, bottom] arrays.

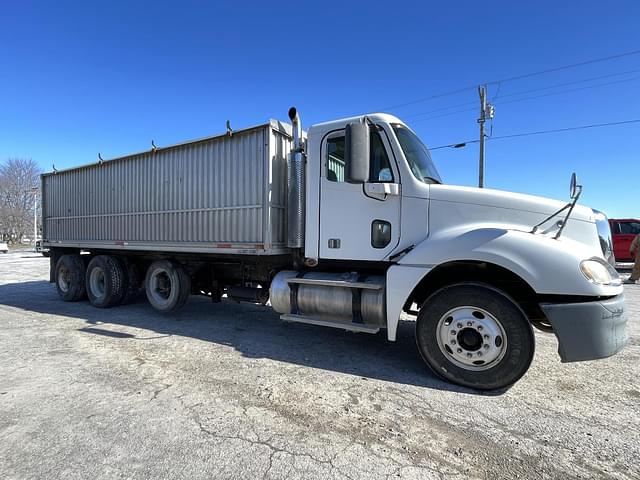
[[186, 402, 338, 478], [151, 383, 172, 400]]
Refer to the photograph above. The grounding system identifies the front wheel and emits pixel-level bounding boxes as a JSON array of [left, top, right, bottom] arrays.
[[416, 283, 535, 390]]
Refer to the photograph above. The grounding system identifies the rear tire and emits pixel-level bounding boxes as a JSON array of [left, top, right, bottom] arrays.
[[119, 257, 143, 305], [144, 260, 190, 312], [85, 255, 125, 308], [416, 283, 534, 390], [55, 254, 86, 301]]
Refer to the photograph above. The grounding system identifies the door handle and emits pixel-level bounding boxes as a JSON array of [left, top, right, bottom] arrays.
[[364, 183, 400, 199]]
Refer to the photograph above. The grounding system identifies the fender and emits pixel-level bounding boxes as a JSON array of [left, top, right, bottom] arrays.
[[385, 224, 623, 341]]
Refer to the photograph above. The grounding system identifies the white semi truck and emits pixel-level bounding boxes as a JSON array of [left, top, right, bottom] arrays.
[[42, 107, 628, 390]]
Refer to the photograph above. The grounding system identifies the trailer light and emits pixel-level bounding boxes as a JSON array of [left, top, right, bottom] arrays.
[[580, 258, 621, 286]]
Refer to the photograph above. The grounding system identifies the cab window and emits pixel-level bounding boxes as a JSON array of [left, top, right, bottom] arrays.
[[370, 130, 393, 182], [327, 136, 346, 182], [326, 128, 393, 183]]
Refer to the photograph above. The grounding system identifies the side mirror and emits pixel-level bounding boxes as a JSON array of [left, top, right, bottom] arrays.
[[345, 122, 370, 183], [569, 172, 582, 199]]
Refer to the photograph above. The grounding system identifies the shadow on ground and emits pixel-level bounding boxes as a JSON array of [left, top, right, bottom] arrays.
[[0, 280, 496, 395]]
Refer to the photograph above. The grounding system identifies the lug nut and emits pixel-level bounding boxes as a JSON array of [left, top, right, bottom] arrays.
[[456, 348, 462, 353], [484, 344, 490, 350], [467, 321, 473, 327], [451, 330, 456, 335], [477, 325, 483, 331], [466, 353, 472, 358], [484, 334, 490, 339], [477, 352, 483, 356], [457, 323, 463, 329], [451, 340, 457, 345]]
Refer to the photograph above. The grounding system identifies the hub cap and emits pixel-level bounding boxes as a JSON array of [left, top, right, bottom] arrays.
[[58, 266, 71, 293], [436, 306, 507, 371], [149, 269, 173, 304], [89, 267, 106, 299]]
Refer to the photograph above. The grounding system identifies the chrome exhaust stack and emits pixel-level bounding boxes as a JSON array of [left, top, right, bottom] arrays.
[[289, 106, 303, 151], [287, 107, 305, 249]]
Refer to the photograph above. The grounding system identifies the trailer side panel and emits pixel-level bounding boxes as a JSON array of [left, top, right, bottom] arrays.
[[42, 121, 292, 255]]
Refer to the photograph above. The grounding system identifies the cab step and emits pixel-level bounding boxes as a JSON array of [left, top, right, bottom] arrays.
[[280, 314, 380, 333]]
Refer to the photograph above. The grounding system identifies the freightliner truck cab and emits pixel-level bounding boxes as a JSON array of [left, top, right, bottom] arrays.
[[270, 108, 627, 390]]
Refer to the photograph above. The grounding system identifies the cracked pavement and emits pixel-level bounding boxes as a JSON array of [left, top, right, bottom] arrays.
[[0, 251, 639, 479]]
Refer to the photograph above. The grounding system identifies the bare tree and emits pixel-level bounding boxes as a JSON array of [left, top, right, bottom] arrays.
[[0, 158, 41, 243]]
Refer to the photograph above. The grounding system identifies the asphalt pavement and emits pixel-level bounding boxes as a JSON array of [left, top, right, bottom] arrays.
[[0, 251, 638, 479]]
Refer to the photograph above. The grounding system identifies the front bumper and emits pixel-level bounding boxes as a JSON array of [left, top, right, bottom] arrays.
[[540, 294, 628, 362]]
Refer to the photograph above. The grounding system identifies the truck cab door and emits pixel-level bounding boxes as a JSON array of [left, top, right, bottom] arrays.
[[319, 126, 401, 261]]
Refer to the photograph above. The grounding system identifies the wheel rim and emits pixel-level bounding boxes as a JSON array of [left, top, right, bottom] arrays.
[[149, 269, 173, 305], [436, 306, 508, 371], [89, 267, 106, 299], [58, 266, 71, 293]]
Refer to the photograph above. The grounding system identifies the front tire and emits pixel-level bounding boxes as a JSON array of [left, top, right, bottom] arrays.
[[416, 283, 534, 390]]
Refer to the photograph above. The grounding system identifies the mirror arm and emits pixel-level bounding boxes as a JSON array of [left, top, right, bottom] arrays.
[[530, 203, 570, 234], [531, 173, 583, 237], [554, 186, 582, 240]]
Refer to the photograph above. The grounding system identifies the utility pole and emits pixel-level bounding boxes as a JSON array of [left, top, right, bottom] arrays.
[[477, 85, 495, 188], [477, 86, 487, 188], [31, 187, 38, 246]]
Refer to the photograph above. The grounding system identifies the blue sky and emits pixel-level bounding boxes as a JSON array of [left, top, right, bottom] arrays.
[[1, 1, 639, 217]]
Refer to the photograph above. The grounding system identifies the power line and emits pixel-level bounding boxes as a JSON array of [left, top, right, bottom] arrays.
[[410, 106, 478, 122], [493, 75, 640, 108], [493, 68, 640, 100], [490, 119, 640, 140], [410, 75, 640, 123], [404, 68, 640, 119], [429, 119, 640, 150], [381, 48, 640, 111], [380, 86, 478, 111], [484, 49, 640, 85]]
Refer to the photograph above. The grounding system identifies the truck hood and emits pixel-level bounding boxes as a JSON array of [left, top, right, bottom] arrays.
[[429, 184, 595, 223], [426, 184, 604, 261]]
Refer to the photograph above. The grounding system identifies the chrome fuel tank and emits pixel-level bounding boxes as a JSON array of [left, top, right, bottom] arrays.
[[270, 271, 386, 325]]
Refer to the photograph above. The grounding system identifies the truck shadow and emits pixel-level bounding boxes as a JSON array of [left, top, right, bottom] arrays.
[[0, 280, 501, 395]]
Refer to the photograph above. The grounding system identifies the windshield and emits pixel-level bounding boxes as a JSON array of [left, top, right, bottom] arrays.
[[392, 124, 442, 184]]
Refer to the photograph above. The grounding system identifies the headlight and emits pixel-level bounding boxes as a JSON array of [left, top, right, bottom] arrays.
[[580, 258, 621, 286]]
